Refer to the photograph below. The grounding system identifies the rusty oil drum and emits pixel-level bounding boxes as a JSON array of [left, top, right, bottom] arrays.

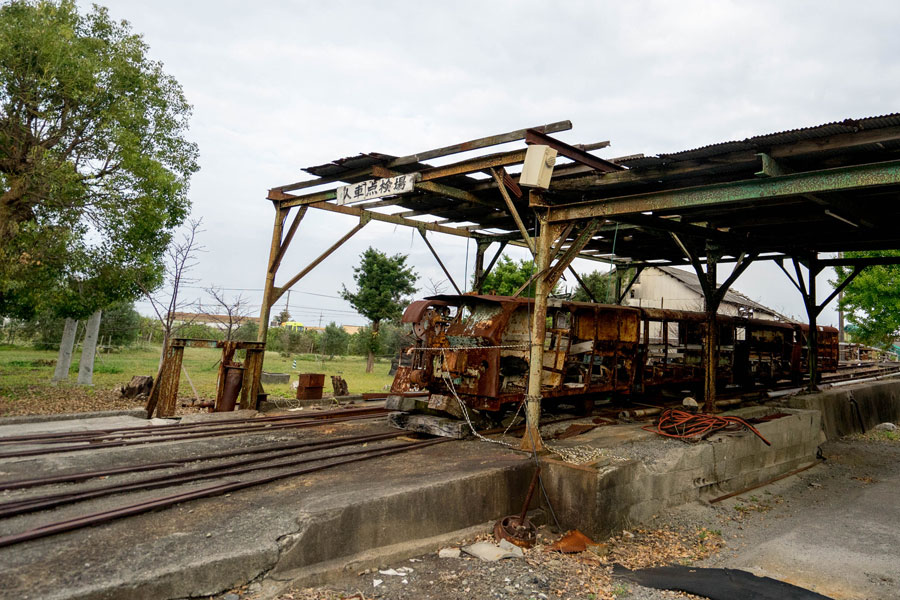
[[218, 365, 244, 412]]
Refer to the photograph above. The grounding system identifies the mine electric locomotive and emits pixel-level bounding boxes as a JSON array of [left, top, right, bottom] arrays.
[[388, 295, 837, 418]]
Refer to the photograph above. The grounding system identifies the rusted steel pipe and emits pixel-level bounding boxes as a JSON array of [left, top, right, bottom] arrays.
[[517, 467, 541, 525]]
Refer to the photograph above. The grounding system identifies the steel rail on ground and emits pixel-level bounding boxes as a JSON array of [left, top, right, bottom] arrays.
[[0, 437, 449, 549]]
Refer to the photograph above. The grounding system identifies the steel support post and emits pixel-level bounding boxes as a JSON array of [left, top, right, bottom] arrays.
[[792, 257, 821, 391], [522, 206, 555, 451], [257, 204, 289, 344], [808, 262, 819, 390], [473, 240, 489, 293], [702, 256, 719, 412]]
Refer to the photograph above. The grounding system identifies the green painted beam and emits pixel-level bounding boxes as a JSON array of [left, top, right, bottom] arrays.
[[549, 159, 900, 223]]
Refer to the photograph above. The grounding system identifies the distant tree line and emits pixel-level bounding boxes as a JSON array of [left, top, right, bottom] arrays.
[[1, 305, 412, 360]]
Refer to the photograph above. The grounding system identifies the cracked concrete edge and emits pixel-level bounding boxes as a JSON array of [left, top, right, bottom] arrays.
[[0, 408, 149, 425], [256, 518, 504, 598]]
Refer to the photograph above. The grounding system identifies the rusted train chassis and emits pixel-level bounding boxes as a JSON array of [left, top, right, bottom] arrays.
[[388, 295, 837, 421]]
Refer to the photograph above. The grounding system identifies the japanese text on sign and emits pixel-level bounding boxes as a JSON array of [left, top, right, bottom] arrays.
[[336, 173, 420, 205]]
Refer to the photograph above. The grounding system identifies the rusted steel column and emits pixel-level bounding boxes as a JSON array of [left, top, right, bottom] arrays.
[[241, 347, 266, 409], [702, 257, 718, 413], [257, 204, 287, 344], [807, 260, 819, 391], [522, 209, 554, 451], [156, 344, 184, 418], [473, 240, 489, 293]]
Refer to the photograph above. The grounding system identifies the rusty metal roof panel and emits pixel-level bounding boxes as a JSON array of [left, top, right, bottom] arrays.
[[653, 113, 900, 163], [303, 153, 395, 177], [303, 152, 431, 178]]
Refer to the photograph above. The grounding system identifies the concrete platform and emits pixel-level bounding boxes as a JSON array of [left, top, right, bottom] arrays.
[[0, 414, 532, 600], [0, 380, 896, 600], [539, 406, 823, 539]]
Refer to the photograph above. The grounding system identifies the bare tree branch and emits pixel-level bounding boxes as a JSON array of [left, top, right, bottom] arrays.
[[198, 286, 250, 341], [136, 218, 205, 364]]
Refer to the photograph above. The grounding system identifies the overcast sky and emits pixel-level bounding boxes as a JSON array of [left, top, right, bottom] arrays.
[[91, 0, 900, 327]]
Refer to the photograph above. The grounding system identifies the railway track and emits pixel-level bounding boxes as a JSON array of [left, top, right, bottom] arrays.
[[0, 435, 448, 549], [0, 406, 390, 459], [0, 406, 423, 547], [2, 365, 896, 550]]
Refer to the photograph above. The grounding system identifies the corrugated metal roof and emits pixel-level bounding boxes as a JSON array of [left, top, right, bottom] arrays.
[[619, 113, 900, 169]]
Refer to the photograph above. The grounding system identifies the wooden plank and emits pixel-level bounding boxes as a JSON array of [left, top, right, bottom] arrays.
[[387, 120, 572, 167], [419, 149, 527, 181], [272, 121, 572, 192]]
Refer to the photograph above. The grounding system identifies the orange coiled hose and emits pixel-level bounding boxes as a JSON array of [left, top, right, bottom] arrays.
[[642, 408, 771, 446]]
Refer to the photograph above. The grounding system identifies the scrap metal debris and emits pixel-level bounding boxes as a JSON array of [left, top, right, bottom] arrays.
[[547, 529, 597, 554]]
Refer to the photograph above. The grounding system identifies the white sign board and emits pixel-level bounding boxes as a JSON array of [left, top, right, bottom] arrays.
[[336, 173, 419, 205]]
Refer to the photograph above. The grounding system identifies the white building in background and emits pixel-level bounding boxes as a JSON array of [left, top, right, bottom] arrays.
[[621, 266, 792, 322]]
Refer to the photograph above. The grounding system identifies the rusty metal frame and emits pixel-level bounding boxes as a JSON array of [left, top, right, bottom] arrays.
[[145, 338, 266, 418], [257, 116, 900, 446]]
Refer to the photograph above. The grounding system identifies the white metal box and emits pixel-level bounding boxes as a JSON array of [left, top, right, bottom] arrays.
[[519, 144, 557, 189]]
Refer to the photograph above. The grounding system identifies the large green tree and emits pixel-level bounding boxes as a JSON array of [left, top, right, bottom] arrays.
[[477, 255, 569, 298], [341, 248, 417, 372], [479, 256, 536, 296], [0, 0, 199, 319], [320, 321, 350, 358], [834, 250, 900, 347]]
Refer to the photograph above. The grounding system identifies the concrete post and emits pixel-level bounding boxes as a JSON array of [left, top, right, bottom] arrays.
[[77, 310, 102, 386], [52, 318, 78, 383], [522, 212, 554, 451]]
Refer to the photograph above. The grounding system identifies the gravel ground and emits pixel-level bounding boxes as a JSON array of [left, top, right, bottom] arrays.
[[215, 428, 900, 600]]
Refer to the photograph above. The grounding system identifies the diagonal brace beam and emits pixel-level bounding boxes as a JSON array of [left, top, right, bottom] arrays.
[[272, 217, 369, 304], [417, 228, 462, 295]]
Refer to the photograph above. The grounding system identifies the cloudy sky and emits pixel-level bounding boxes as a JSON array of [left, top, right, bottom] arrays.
[[92, 0, 900, 327]]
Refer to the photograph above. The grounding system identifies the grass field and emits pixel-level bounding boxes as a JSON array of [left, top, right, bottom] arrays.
[[0, 344, 395, 417]]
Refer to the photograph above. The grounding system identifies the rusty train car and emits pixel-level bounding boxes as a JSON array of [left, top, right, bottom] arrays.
[[389, 295, 837, 416]]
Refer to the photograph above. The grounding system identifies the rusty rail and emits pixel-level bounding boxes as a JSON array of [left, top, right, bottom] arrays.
[[0, 411, 389, 459], [0, 437, 448, 549], [0, 436, 423, 518]]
